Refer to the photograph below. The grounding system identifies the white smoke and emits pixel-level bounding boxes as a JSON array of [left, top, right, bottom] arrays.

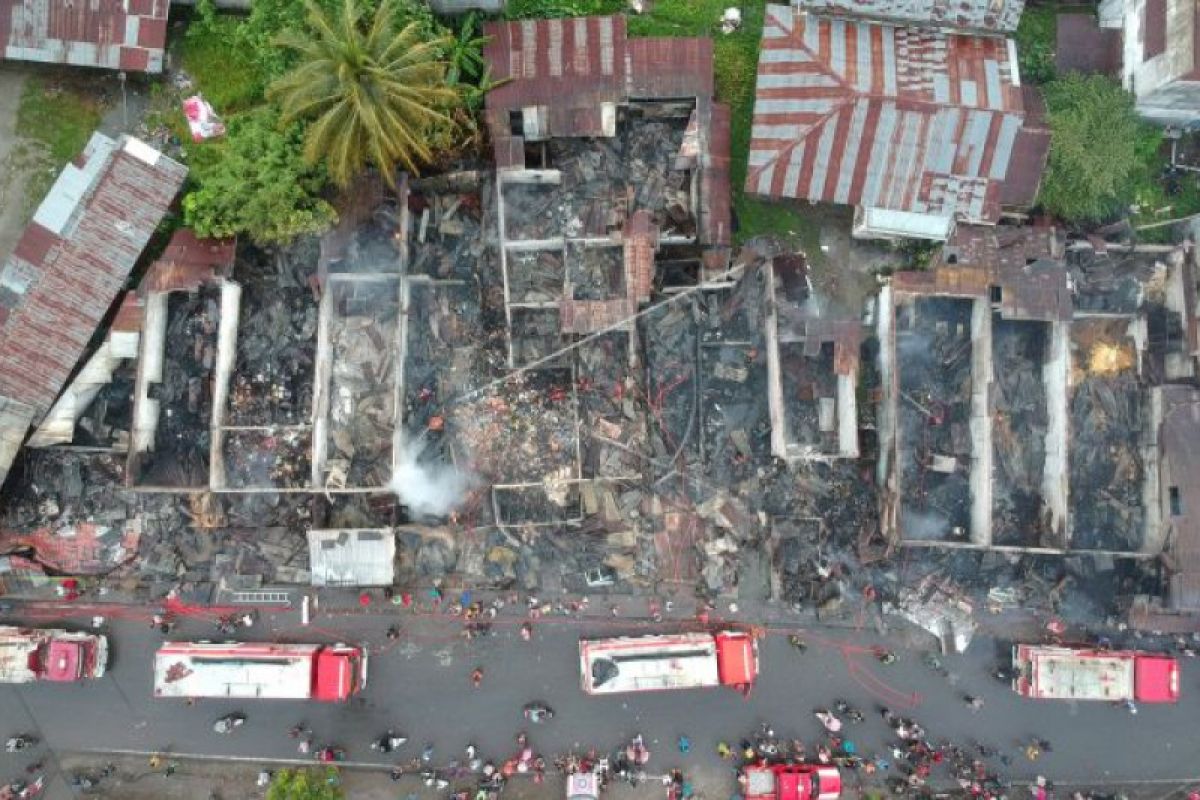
[[389, 433, 473, 518]]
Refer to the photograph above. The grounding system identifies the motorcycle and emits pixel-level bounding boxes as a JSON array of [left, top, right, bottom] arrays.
[[787, 634, 808, 653], [4, 736, 37, 753], [316, 746, 346, 763], [213, 713, 246, 734], [522, 703, 555, 724], [370, 730, 407, 753]]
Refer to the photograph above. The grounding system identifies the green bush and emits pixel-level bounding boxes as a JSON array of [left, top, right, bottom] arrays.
[[182, 107, 337, 245], [181, 15, 264, 111], [1015, 6, 1057, 85], [1039, 74, 1160, 224]]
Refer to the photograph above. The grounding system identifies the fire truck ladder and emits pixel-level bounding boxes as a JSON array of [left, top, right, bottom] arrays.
[[229, 590, 292, 606]]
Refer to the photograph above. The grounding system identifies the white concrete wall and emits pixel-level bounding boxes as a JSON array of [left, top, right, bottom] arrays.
[[969, 298, 993, 546], [1042, 321, 1071, 545], [1122, 0, 1198, 113]]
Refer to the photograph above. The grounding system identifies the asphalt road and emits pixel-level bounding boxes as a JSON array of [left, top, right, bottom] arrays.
[[2, 598, 1199, 799]]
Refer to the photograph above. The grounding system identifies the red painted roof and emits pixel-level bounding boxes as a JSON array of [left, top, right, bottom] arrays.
[[0, 0, 168, 73], [0, 134, 185, 483], [747, 5, 1028, 225]]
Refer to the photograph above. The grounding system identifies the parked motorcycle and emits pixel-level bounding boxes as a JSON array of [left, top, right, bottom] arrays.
[[213, 713, 246, 734], [522, 703, 555, 724], [4, 735, 38, 753]]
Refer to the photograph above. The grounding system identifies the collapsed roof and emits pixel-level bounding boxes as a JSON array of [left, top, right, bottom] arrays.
[[0, 133, 186, 486]]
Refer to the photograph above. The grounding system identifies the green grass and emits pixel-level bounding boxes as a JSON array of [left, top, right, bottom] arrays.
[[180, 15, 264, 112], [15, 76, 104, 164], [1014, 5, 1060, 84]]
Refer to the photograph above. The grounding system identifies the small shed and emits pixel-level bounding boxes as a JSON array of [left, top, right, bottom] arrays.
[[307, 529, 396, 587]]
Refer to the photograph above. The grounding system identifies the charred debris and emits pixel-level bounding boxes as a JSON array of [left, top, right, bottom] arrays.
[[2, 19, 1200, 641]]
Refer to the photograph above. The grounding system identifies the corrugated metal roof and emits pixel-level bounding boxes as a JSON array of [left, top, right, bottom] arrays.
[[483, 16, 627, 141], [748, 5, 1028, 228], [0, 132, 185, 485], [794, 0, 1025, 33], [307, 528, 396, 587], [0, 0, 168, 73], [626, 37, 714, 99]]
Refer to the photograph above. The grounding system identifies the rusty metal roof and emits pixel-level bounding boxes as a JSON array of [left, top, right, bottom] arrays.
[[0, 133, 185, 484], [483, 15, 626, 141], [142, 229, 237, 293], [0, 0, 168, 72], [627, 37, 714, 99], [747, 5, 1027, 226], [793, 0, 1025, 33]]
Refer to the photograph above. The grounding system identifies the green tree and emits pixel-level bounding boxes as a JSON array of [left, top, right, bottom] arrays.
[[1038, 73, 1161, 224], [267, 768, 343, 800], [182, 108, 337, 246], [268, 0, 459, 187]]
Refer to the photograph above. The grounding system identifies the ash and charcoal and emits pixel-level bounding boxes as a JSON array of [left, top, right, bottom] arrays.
[[494, 483, 582, 527], [502, 114, 694, 242], [138, 287, 221, 487], [329, 200, 404, 275], [222, 429, 312, 489], [779, 341, 838, 453], [450, 369, 578, 485], [1069, 318, 1145, 551], [326, 279, 400, 487], [226, 251, 317, 426], [510, 308, 567, 366], [507, 249, 564, 303], [896, 298, 974, 541], [70, 363, 136, 448], [701, 343, 771, 480], [407, 190, 488, 281], [640, 299, 700, 476], [567, 243, 626, 301], [991, 318, 1052, 547], [577, 334, 647, 479]]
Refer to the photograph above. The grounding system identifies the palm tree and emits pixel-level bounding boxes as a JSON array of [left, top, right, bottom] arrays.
[[268, 0, 458, 187]]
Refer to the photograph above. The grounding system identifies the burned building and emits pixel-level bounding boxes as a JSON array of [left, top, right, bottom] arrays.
[[762, 253, 862, 461], [482, 14, 733, 367], [0, 133, 186, 488], [878, 227, 1194, 559], [746, 5, 1048, 240]]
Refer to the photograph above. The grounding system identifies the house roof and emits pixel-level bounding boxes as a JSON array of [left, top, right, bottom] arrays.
[[0, 0, 168, 73], [793, 0, 1025, 33], [307, 528, 396, 587], [747, 5, 1027, 226], [483, 15, 628, 142], [141, 229, 236, 293], [0, 133, 185, 485]]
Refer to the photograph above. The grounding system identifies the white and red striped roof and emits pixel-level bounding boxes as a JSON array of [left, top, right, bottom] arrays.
[[747, 5, 1028, 226]]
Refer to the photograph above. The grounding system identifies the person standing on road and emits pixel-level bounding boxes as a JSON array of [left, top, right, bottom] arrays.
[[471, 667, 484, 688], [964, 695, 984, 712]]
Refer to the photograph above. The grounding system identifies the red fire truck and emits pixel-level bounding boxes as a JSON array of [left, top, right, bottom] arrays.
[[579, 631, 758, 695], [0, 626, 108, 683], [1012, 643, 1179, 703], [741, 764, 842, 800], [153, 641, 367, 702]]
